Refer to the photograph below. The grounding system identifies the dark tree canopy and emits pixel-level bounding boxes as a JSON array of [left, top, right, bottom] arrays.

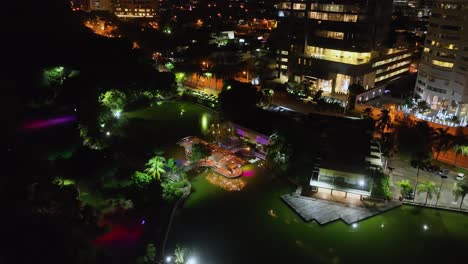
[[218, 79, 260, 119]]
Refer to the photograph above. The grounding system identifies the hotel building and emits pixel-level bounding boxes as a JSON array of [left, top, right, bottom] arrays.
[[276, 0, 416, 95], [414, 0, 468, 123]]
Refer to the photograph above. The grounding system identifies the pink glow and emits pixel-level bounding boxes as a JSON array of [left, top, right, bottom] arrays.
[[92, 224, 143, 247], [20, 115, 76, 130], [242, 170, 255, 177], [92, 212, 143, 249]]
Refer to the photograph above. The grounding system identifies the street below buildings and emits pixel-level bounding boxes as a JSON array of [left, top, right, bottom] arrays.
[[388, 156, 468, 210]]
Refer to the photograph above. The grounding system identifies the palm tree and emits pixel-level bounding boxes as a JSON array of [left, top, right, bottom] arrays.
[[452, 132, 468, 165], [397, 180, 414, 199], [376, 109, 392, 133], [417, 181, 437, 205], [362, 107, 373, 118], [173, 245, 188, 264], [381, 132, 396, 172], [145, 155, 166, 180], [416, 100, 430, 113], [433, 128, 454, 160], [454, 145, 468, 166], [452, 179, 468, 209]]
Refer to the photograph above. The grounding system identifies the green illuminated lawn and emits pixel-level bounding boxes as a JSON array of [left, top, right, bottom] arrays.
[[171, 162, 468, 263]]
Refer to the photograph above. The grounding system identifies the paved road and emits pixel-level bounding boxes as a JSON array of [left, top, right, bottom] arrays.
[[387, 157, 468, 210]]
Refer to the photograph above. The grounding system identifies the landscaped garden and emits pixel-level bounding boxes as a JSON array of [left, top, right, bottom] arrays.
[[23, 99, 468, 263], [115, 101, 468, 264]]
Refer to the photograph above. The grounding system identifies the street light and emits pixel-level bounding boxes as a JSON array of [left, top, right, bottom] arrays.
[[165, 256, 172, 263], [242, 71, 249, 81], [358, 180, 365, 188], [113, 110, 122, 119]]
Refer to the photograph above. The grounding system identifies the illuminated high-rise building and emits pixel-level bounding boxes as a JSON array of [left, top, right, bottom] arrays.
[[114, 0, 158, 18], [414, 0, 468, 124], [275, 0, 416, 94]]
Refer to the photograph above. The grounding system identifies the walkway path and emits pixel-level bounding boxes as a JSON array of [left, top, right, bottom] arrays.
[[281, 193, 401, 225]]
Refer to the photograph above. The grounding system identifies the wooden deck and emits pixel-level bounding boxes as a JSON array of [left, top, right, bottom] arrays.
[[281, 193, 401, 225]]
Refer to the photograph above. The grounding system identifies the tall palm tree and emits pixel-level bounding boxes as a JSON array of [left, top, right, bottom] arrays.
[[454, 145, 468, 166], [418, 181, 437, 205], [376, 109, 392, 133], [381, 132, 396, 172], [452, 132, 468, 165], [433, 128, 454, 160], [145, 155, 166, 180], [412, 153, 428, 200], [452, 179, 468, 209]]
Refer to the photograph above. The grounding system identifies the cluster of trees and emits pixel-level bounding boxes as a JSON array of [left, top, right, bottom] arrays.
[[371, 171, 393, 200], [369, 107, 468, 168], [3, 2, 183, 263], [132, 154, 191, 202], [397, 178, 468, 209], [266, 133, 293, 173], [394, 118, 468, 164], [138, 244, 193, 264], [218, 79, 261, 119], [190, 143, 212, 163]]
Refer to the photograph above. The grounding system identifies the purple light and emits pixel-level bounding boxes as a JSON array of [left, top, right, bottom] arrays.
[[255, 136, 269, 145], [141, 220, 145, 225], [20, 115, 76, 130], [237, 128, 246, 136]]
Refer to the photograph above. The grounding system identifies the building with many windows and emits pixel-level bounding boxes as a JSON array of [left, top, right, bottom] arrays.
[[89, 0, 113, 11], [114, 0, 158, 18], [275, 0, 416, 95], [414, 0, 468, 125]]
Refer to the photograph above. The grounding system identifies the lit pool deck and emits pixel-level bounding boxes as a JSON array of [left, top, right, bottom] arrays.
[[281, 193, 401, 225]]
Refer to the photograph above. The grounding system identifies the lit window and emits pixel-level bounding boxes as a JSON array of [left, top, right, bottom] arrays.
[[315, 30, 344, 40], [306, 46, 370, 65], [293, 3, 306, 10], [308, 11, 357, 22], [375, 68, 408, 82], [432, 60, 454, 68], [373, 53, 413, 67]]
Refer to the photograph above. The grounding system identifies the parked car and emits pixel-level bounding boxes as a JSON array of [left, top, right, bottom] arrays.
[[426, 165, 440, 173], [403, 192, 415, 200], [456, 173, 465, 181], [438, 169, 449, 178]]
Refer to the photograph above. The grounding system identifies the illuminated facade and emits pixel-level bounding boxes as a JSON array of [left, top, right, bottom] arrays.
[[114, 0, 158, 18], [276, 0, 415, 94], [414, 0, 468, 123]]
